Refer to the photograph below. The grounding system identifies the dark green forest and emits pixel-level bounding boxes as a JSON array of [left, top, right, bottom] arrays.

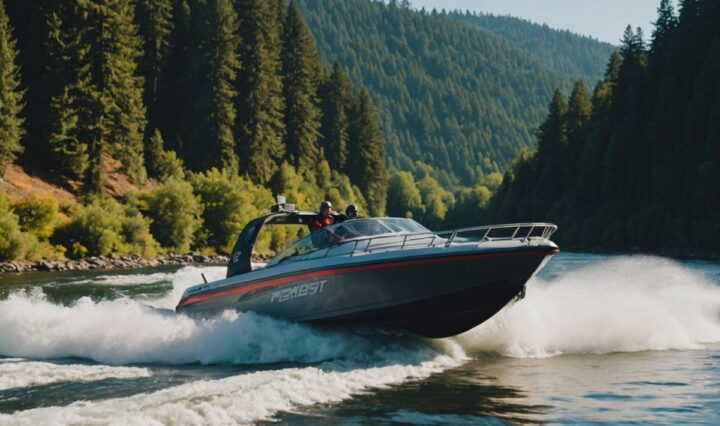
[[298, 0, 613, 187], [0, 0, 386, 260], [447, 11, 615, 85], [2, 0, 712, 262], [486, 0, 720, 254]]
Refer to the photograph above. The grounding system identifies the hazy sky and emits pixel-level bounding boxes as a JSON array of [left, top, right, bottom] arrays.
[[410, 0, 663, 44]]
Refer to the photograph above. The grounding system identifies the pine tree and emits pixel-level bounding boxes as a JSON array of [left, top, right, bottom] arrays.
[[179, 0, 240, 173], [566, 80, 592, 145], [652, 0, 678, 49], [347, 89, 387, 215], [319, 62, 352, 169], [135, 0, 173, 140], [47, 1, 148, 192], [235, 0, 285, 184], [532, 89, 567, 217], [98, 0, 148, 185], [281, 0, 323, 171], [46, 4, 91, 180], [158, 0, 191, 153], [0, 0, 25, 176], [4, 0, 51, 166]]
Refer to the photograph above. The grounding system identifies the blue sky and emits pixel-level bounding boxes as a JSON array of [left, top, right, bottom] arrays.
[[410, 0, 663, 44]]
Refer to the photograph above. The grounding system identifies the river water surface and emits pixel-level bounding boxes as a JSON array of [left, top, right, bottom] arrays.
[[0, 253, 719, 424]]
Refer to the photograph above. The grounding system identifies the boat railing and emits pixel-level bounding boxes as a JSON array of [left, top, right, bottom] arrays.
[[327, 222, 557, 258], [275, 223, 557, 265]]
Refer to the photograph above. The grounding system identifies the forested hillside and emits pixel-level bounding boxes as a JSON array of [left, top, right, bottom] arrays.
[[0, 0, 386, 261], [486, 0, 720, 253], [298, 0, 613, 186], [448, 11, 615, 85]]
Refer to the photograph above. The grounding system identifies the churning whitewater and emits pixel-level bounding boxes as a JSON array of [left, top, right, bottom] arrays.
[[1, 255, 719, 424]]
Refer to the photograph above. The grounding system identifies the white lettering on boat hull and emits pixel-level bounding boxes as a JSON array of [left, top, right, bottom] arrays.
[[270, 280, 327, 303]]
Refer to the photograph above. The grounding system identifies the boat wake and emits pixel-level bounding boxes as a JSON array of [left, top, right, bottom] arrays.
[[455, 256, 720, 357], [0, 287, 448, 366], [1, 256, 719, 423]]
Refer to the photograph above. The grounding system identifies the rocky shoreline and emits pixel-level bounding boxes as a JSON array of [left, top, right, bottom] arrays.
[[0, 253, 230, 273]]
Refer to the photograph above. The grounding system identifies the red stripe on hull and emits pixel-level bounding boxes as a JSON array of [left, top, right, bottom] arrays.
[[176, 248, 558, 309]]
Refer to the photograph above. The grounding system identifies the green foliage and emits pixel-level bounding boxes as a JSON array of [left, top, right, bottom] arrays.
[[141, 179, 202, 253], [53, 196, 159, 259], [281, 0, 323, 171], [11, 195, 58, 240], [416, 177, 455, 229], [449, 11, 615, 85], [136, 0, 173, 136], [235, 0, 286, 184], [190, 168, 273, 254], [119, 207, 159, 258], [385, 171, 456, 229], [0, 194, 24, 260], [298, 0, 613, 186], [487, 0, 720, 253], [146, 128, 185, 182], [45, 0, 148, 191], [347, 89, 387, 215], [319, 62, 352, 169], [179, 0, 240, 173], [0, 0, 24, 176], [386, 171, 423, 219]]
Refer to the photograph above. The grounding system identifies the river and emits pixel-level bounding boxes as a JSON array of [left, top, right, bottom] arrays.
[[0, 252, 718, 424]]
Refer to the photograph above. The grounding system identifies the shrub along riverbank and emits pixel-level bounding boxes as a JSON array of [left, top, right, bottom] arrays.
[[0, 169, 318, 265]]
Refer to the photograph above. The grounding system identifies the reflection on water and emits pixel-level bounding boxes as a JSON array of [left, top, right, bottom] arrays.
[[273, 348, 720, 424]]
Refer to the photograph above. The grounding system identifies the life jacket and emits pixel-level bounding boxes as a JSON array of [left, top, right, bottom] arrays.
[[310, 215, 334, 232]]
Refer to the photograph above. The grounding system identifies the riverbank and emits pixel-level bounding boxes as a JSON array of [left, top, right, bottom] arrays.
[[0, 253, 230, 273]]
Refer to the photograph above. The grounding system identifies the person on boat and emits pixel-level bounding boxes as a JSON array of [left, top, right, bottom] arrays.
[[338, 204, 360, 222], [310, 201, 335, 232]]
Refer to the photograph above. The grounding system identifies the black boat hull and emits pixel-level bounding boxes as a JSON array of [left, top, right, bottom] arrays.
[[177, 245, 557, 338]]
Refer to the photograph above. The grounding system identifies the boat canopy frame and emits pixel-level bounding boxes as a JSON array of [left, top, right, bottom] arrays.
[[226, 210, 344, 278]]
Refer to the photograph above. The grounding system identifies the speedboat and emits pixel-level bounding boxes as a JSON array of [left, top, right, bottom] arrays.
[[176, 200, 558, 338]]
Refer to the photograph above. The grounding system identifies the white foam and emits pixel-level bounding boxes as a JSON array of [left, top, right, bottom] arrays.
[[0, 282, 462, 366], [0, 360, 151, 391], [455, 256, 720, 357], [143, 265, 226, 309], [69, 271, 177, 287], [0, 351, 460, 425]]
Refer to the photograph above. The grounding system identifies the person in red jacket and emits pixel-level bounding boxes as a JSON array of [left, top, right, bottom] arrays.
[[310, 201, 335, 232]]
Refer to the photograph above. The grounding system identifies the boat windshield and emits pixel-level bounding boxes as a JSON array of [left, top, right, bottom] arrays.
[[266, 218, 430, 266]]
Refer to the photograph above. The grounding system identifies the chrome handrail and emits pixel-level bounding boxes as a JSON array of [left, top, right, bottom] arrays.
[[276, 223, 557, 264]]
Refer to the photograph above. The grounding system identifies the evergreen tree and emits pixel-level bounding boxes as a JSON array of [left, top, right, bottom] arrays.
[[158, 0, 192, 153], [319, 62, 352, 169], [98, 0, 148, 185], [281, 0, 323, 171], [487, 0, 720, 252], [297, 0, 615, 186], [0, 0, 25, 176], [532, 89, 567, 217], [47, 0, 148, 192], [566, 80, 592, 145], [46, 4, 92, 181], [652, 0, 678, 49], [235, 0, 285, 184], [347, 89, 387, 215], [179, 0, 240, 173], [4, 0, 51, 166], [135, 0, 173, 140]]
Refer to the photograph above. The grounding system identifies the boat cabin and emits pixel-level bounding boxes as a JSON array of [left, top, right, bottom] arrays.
[[226, 199, 433, 278]]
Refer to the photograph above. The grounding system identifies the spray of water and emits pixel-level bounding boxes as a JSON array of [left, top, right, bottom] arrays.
[[0, 359, 151, 391], [1, 256, 718, 424], [455, 256, 720, 357]]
